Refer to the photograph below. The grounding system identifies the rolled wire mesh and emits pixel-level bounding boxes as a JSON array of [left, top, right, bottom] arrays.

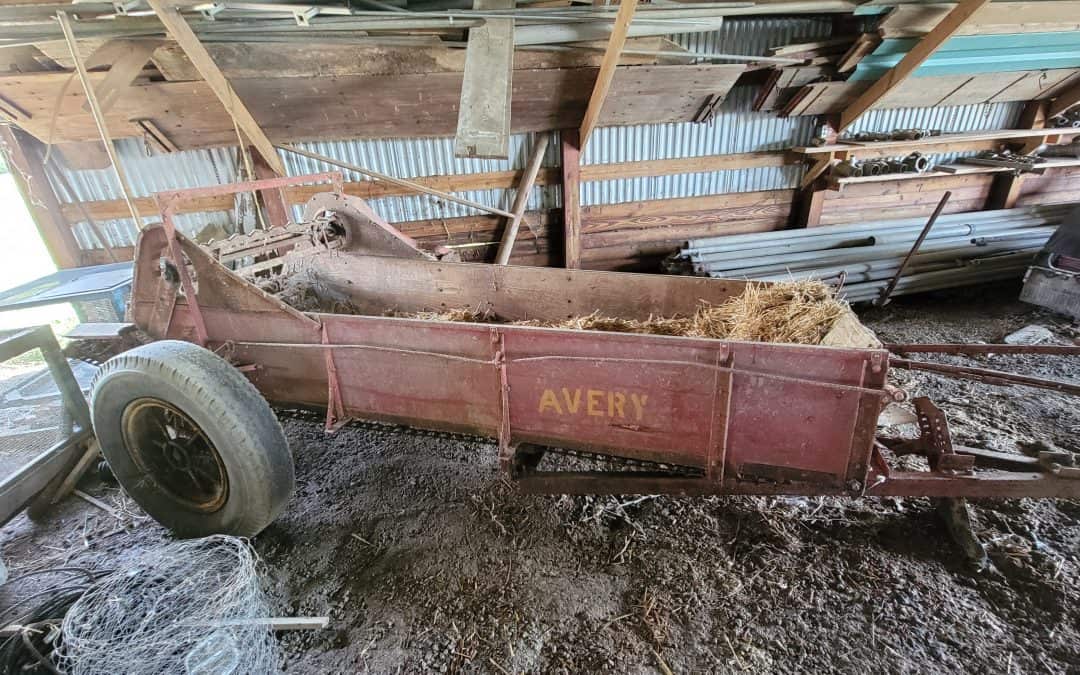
[[59, 535, 280, 675]]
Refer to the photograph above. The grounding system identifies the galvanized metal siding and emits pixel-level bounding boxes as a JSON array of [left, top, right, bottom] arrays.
[[283, 133, 562, 223], [669, 16, 834, 63]]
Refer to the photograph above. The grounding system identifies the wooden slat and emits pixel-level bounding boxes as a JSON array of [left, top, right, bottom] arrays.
[[149, 40, 666, 81], [0, 126, 80, 268], [839, 0, 991, 131], [786, 69, 1080, 116], [579, 0, 638, 149], [878, 2, 1080, 38], [144, 0, 286, 175], [58, 151, 790, 223], [562, 128, 582, 269], [0, 64, 744, 148], [580, 151, 786, 180], [454, 0, 514, 159]]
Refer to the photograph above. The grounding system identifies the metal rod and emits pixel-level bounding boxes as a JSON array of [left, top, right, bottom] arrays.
[[876, 191, 951, 306], [889, 356, 1080, 396], [276, 144, 516, 219], [887, 344, 1080, 356]]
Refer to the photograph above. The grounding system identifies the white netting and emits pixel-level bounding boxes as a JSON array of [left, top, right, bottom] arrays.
[[59, 535, 280, 675]]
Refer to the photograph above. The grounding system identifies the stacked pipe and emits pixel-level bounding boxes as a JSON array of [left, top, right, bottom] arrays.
[[674, 204, 1075, 303]]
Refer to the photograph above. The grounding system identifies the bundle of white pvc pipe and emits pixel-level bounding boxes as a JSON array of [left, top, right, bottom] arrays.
[[674, 204, 1076, 303]]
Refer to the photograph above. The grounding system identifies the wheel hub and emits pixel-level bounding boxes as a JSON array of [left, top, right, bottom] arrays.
[[121, 399, 228, 513]]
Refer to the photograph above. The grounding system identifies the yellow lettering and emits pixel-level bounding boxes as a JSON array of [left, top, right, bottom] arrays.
[[630, 393, 648, 421], [609, 391, 626, 418], [562, 387, 582, 414], [587, 389, 604, 417], [538, 389, 563, 415]]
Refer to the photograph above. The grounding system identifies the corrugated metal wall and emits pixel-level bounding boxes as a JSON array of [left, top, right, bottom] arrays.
[[43, 16, 1028, 251]]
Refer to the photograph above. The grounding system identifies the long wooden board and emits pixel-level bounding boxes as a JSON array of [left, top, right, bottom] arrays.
[[784, 68, 1080, 116], [454, 0, 514, 159], [149, 40, 667, 81], [878, 2, 1080, 38], [1, 63, 746, 147]]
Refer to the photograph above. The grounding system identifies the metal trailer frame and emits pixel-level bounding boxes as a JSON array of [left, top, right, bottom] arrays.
[[122, 173, 1080, 501], [0, 326, 94, 524]]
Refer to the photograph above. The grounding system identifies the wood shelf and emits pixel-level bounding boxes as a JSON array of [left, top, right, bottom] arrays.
[[795, 128, 1080, 156], [827, 157, 1080, 190]]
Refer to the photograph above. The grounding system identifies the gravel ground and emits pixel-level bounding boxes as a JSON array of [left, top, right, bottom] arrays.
[[2, 280, 1079, 674]]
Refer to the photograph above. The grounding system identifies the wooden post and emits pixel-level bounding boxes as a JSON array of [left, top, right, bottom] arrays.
[[251, 148, 291, 228], [561, 129, 582, 268], [495, 133, 550, 265], [0, 126, 81, 269]]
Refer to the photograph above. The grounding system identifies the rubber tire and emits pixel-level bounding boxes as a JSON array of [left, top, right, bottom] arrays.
[[90, 340, 294, 537]]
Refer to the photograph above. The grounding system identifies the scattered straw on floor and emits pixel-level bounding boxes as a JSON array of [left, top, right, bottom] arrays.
[[407, 280, 849, 346]]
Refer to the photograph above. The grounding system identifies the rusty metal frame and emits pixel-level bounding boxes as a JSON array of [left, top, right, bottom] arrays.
[[126, 174, 1080, 501]]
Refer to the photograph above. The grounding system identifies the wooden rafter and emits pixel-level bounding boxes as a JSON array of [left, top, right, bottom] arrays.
[[57, 11, 142, 227], [838, 0, 990, 131], [578, 0, 637, 150], [144, 0, 286, 175]]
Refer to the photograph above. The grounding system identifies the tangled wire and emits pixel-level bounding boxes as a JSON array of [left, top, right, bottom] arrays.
[[0, 567, 109, 674], [59, 536, 279, 675]]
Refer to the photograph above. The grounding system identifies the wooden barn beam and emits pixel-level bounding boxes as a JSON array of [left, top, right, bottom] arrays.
[[251, 148, 291, 229], [0, 127, 81, 269], [838, 0, 990, 131], [561, 128, 582, 268], [454, 0, 514, 159], [144, 0, 286, 175], [578, 0, 637, 150]]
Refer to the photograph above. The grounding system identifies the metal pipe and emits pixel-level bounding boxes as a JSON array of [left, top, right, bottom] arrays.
[[876, 191, 951, 306], [889, 356, 1080, 397], [686, 211, 1065, 253], [683, 204, 1072, 251], [886, 344, 1080, 356], [687, 221, 1056, 262]]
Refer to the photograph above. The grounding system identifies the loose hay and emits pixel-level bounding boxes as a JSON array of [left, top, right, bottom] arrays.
[[409, 280, 849, 346]]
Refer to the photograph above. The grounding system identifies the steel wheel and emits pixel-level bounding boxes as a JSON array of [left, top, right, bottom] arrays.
[[121, 398, 229, 513]]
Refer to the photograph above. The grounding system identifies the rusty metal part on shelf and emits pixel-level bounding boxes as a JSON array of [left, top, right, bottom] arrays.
[[123, 172, 1080, 502]]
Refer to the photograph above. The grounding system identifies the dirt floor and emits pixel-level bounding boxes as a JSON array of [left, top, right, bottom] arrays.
[[3, 280, 1080, 674]]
